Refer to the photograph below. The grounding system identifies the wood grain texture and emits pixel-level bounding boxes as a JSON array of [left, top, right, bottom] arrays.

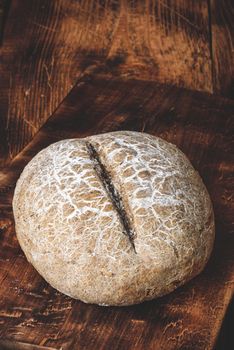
[[0, 339, 57, 350], [0, 77, 233, 350], [0, 0, 213, 166], [210, 0, 234, 98]]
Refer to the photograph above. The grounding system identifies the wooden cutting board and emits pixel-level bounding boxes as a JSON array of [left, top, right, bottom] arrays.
[[0, 77, 233, 350]]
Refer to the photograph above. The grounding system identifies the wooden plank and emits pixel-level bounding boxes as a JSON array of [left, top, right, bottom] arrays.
[[0, 0, 11, 46], [0, 0, 11, 163], [0, 0, 87, 165], [210, 0, 234, 98], [0, 339, 57, 350], [0, 78, 233, 350], [215, 299, 234, 350], [0, 0, 4, 45], [0, 0, 212, 166]]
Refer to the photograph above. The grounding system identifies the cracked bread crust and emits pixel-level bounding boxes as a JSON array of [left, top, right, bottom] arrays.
[[13, 131, 215, 306]]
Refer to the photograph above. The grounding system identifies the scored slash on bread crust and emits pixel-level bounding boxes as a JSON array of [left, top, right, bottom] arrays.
[[86, 142, 136, 253]]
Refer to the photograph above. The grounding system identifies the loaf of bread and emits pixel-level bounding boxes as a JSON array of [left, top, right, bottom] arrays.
[[13, 131, 215, 306]]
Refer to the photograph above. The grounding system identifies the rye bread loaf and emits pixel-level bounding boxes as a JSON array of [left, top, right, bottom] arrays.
[[13, 131, 215, 306]]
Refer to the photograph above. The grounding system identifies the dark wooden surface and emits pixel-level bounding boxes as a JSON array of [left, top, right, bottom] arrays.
[[0, 1, 234, 348], [215, 298, 234, 350], [0, 0, 234, 165], [0, 76, 233, 349], [210, 0, 234, 99]]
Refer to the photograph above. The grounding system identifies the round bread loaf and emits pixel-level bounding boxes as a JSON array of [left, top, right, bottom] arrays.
[[13, 131, 215, 306]]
